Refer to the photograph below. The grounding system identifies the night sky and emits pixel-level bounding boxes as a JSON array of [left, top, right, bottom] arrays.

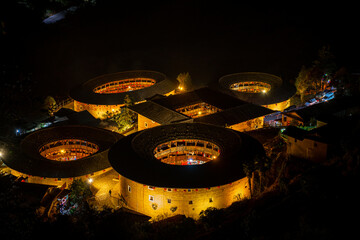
[[1, 1, 359, 96]]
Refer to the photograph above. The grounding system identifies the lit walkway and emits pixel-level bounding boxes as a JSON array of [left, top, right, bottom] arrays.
[[90, 169, 122, 210]]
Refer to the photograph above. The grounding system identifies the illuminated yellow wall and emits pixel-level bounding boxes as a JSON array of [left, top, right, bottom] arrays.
[[73, 90, 175, 119], [262, 99, 290, 112], [229, 116, 264, 132], [8, 167, 113, 188], [74, 100, 124, 119], [137, 114, 160, 131], [119, 175, 250, 219], [164, 90, 176, 96]]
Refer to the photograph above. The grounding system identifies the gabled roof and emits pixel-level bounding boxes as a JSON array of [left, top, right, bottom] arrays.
[[285, 96, 360, 123], [130, 87, 275, 126], [152, 87, 249, 110], [129, 101, 190, 125], [283, 123, 347, 144], [194, 104, 275, 126]]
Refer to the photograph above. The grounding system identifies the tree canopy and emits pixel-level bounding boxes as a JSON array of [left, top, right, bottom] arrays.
[[176, 72, 193, 91]]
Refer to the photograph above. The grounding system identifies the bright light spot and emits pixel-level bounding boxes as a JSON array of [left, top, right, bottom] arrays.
[[60, 149, 65, 154], [212, 156, 217, 159], [16, 129, 20, 133], [0, 151, 3, 157], [178, 86, 184, 90], [112, 109, 115, 112], [262, 89, 267, 93], [88, 178, 93, 183], [198, 111, 202, 115]]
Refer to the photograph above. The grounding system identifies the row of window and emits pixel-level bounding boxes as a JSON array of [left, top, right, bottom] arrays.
[[127, 185, 214, 205], [148, 195, 213, 204], [93, 78, 156, 93]]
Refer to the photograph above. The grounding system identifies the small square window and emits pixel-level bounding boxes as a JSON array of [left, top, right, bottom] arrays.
[[167, 199, 171, 204], [144, 122, 148, 128], [148, 186, 155, 190], [149, 195, 154, 202], [167, 188, 172, 192], [189, 200, 193, 205], [128, 185, 131, 192]]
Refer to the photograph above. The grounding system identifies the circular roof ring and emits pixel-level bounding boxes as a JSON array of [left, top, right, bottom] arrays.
[[219, 72, 296, 106], [109, 123, 265, 188], [3, 125, 122, 178], [70, 70, 178, 105]]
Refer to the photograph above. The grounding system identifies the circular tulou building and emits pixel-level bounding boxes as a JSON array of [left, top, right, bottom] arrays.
[[219, 72, 296, 111], [70, 70, 178, 119], [3, 125, 122, 186], [108, 123, 265, 219]]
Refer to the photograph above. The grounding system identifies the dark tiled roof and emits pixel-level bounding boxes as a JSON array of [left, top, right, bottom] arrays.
[[282, 126, 307, 140], [152, 87, 249, 110], [194, 104, 275, 126], [70, 70, 178, 105], [283, 124, 342, 144], [109, 123, 265, 188], [286, 96, 360, 123], [129, 101, 190, 125], [131, 87, 275, 126], [218, 72, 296, 105], [3, 125, 122, 178]]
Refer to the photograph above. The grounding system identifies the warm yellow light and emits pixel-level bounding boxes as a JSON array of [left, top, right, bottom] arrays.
[[262, 89, 267, 93], [178, 86, 183, 90], [112, 109, 115, 112], [198, 111, 202, 115], [60, 149, 65, 154], [212, 156, 217, 159], [88, 178, 93, 183]]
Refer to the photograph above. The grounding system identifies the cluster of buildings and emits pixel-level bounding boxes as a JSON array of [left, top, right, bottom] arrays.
[[4, 69, 357, 219]]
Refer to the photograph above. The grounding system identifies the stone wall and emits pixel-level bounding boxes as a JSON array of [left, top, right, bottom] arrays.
[[119, 175, 251, 219], [137, 114, 160, 131]]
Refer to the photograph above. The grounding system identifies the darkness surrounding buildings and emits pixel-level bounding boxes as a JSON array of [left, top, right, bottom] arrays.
[[1, 1, 359, 239]]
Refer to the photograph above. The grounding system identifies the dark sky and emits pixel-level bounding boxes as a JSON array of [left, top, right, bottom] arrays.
[[4, 1, 359, 96]]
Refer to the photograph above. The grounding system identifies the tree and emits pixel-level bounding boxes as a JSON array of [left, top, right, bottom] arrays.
[[295, 46, 337, 102], [111, 95, 136, 132], [68, 179, 92, 203], [176, 72, 192, 91], [199, 207, 225, 230], [242, 160, 254, 198], [242, 152, 270, 197], [312, 45, 336, 91], [64, 179, 93, 215], [43, 96, 56, 116], [313, 45, 336, 75], [295, 66, 318, 103]]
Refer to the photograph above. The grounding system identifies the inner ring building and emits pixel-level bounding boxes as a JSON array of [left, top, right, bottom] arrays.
[[2, 125, 122, 186], [70, 70, 178, 119], [219, 72, 296, 111], [108, 123, 265, 219]]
